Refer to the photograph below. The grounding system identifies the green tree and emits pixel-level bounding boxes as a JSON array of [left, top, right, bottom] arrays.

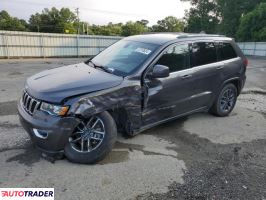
[[121, 21, 148, 36], [136, 19, 149, 27], [0, 10, 28, 31], [183, 0, 266, 37], [181, 0, 219, 34], [217, 0, 266, 37], [152, 16, 184, 32], [237, 3, 266, 41], [29, 7, 77, 33], [90, 23, 123, 36]]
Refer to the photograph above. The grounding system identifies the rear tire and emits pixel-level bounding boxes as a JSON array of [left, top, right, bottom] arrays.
[[64, 111, 117, 164], [210, 83, 237, 117]]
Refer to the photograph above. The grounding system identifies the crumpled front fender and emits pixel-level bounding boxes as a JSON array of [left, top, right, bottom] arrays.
[[67, 81, 143, 135]]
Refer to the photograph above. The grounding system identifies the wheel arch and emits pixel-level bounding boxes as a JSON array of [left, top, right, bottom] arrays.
[[221, 77, 242, 96], [107, 107, 140, 136]]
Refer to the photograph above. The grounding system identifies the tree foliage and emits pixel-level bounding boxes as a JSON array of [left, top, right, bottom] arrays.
[[1, 1, 266, 42], [151, 16, 185, 32], [182, 0, 219, 34], [0, 10, 28, 31], [90, 23, 122, 36], [217, 0, 266, 37], [237, 3, 266, 41], [0, 10, 185, 37], [182, 0, 266, 40], [28, 7, 77, 33], [121, 21, 148, 36]]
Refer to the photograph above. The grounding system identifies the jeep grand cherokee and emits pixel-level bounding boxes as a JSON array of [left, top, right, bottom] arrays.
[[18, 33, 247, 164]]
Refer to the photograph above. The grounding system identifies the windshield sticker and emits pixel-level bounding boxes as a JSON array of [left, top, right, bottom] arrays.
[[135, 48, 152, 55]]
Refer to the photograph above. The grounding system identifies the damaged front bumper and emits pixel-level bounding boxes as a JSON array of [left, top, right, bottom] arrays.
[[17, 100, 80, 156]]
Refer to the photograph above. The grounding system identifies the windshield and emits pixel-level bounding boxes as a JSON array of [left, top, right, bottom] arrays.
[[91, 40, 159, 76]]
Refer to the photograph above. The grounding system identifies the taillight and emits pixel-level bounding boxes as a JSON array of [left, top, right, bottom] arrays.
[[243, 57, 248, 67]]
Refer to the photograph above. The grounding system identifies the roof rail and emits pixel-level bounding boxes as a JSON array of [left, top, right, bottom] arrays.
[[138, 32, 226, 39], [141, 32, 226, 38], [177, 34, 225, 39], [141, 32, 185, 35]]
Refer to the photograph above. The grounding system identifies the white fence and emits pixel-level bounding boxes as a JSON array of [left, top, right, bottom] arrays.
[[0, 31, 265, 58], [238, 42, 266, 57], [0, 30, 122, 58]]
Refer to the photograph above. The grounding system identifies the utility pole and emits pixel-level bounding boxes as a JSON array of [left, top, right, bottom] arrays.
[[75, 8, 80, 34]]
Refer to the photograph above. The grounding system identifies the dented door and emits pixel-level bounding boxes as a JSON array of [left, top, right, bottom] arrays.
[[142, 43, 195, 126]]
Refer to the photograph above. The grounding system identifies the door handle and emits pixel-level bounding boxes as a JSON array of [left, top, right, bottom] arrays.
[[181, 74, 192, 79]]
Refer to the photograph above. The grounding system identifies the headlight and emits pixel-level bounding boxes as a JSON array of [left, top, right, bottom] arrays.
[[40, 102, 69, 116]]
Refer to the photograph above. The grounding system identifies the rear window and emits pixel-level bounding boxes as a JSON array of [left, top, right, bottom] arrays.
[[217, 43, 237, 61], [190, 42, 217, 67]]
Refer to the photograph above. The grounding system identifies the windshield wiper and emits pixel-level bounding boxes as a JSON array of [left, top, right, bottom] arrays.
[[95, 65, 114, 74], [86, 60, 114, 74], [86, 60, 96, 68]]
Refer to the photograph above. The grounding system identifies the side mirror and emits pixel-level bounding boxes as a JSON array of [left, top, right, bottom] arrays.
[[151, 64, 170, 78]]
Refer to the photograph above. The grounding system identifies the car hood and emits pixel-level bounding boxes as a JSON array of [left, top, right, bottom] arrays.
[[25, 63, 123, 103]]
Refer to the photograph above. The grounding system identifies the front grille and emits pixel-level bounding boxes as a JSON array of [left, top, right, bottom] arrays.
[[21, 90, 41, 115]]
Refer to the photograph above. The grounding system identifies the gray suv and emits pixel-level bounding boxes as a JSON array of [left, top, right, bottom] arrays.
[[18, 33, 247, 164]]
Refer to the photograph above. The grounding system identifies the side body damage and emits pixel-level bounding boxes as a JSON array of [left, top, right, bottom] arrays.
[[67, 80, 143, 136]]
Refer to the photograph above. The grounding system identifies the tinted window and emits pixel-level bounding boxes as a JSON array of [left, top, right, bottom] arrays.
[[218, 43, 237, 61], [191, 42, 217, 67], [156, 44, 190, 73]]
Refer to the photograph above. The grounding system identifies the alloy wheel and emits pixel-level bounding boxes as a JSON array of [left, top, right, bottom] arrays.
[[219, 88, 235, 112], [69, 116, 105, 153]]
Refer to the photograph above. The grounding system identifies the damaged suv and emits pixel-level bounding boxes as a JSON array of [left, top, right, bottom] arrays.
[[18, 33, 247, 164]]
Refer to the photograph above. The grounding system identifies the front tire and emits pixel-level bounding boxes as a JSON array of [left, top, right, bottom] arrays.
[[65, 111, 117, 164], [210, 83, 238, 117]]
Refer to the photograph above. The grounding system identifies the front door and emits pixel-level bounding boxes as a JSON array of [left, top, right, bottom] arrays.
[[142, 43, 196, 126]]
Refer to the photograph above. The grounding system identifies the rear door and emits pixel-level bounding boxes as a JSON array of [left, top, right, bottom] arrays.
[[188, 41, 223, 108], [216, 42, 242, 86]]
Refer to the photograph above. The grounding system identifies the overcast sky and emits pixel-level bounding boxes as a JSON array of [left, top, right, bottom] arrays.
[[2, 0, 191, 25]]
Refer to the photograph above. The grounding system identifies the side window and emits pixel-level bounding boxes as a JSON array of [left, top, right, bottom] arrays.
[[156, 44, 190, 73], [217, 43, 237, 61], [191, 42, 217, 67]]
